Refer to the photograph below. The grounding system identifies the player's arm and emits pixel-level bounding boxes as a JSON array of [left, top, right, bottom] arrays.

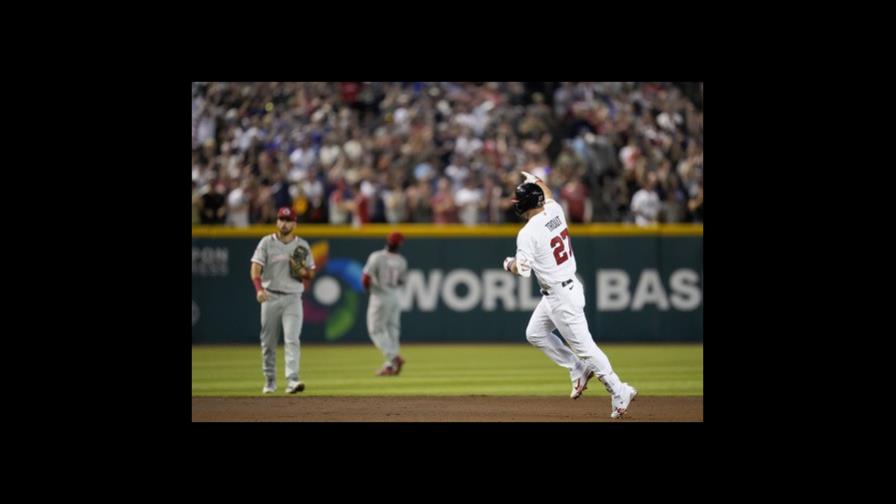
[[534, 179, 553, 201], [503, 232, 533, 278], [250, 262, 268, 303], [503, 255, 532, 277], [300, 266, 316, 281], [522, 171, 553, 200], [250, 239, 268, 303], [362, 254, 378, 292]]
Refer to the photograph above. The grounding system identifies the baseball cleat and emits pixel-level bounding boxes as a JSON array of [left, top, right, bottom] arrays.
[[570, 371, 594, 399], [392, 355, 406, 375], [610, 384, 638, 419], [263, 379, 276, 394], [286, 380, 305, 394], [376, 365, 396, 376]]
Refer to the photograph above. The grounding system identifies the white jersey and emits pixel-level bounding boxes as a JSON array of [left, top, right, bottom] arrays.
[[363, 249, 408, 298], [515, 199, 577, 287], [251, 234, 316, 294]]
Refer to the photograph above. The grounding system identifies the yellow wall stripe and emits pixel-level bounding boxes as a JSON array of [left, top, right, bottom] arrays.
[[192, 223, 703, 238]]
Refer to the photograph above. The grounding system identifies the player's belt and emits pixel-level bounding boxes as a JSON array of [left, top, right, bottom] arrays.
[[266, 289, 297, 295], [540, 278, 573, 295]]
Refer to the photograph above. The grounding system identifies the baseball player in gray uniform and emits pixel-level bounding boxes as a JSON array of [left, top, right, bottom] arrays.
[[362, 232, 408, 376], [250, 207, 316, 394], [503, 172, 637, 418]]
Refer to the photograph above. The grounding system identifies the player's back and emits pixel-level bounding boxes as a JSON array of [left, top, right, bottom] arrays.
[[364, 249, 407, 297], [518, 199, 577, 286]]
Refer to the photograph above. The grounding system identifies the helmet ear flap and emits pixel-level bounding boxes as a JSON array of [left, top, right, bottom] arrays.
[[511, 198, 524, 217]]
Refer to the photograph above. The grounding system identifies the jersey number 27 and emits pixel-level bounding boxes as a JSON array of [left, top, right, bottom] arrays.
[[550, 228, 573, 265]]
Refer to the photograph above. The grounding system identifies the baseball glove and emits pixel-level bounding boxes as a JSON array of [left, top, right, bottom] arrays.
[[290, 244, 310, 278]]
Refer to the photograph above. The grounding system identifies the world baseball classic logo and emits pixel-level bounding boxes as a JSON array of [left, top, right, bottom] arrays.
[[303, 241, 365, 340]]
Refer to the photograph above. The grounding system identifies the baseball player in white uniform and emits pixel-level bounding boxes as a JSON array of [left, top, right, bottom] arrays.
[[362, 232, 408, 376], [503, 172, 637, 418], [250, 207, 316, 394]]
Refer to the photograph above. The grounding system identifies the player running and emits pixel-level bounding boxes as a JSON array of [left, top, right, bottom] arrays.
[[503, 172, 637, 418]]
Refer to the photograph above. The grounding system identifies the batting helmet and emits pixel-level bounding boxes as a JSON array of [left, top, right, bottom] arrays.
[[512, 183, 545, 216]]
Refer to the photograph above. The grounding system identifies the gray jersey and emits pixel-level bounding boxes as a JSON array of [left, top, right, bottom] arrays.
[[363, 249, 408, 297], [251, 234, 316, 294]]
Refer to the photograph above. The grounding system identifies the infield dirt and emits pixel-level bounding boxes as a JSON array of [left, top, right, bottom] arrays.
[[192, 395, 703, 422]]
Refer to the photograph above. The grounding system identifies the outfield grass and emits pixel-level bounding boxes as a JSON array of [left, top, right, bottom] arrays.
[[192, 343, 702, 397]]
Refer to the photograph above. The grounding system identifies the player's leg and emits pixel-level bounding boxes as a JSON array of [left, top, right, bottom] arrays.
[[367, 295, 396, 371], [282, 293, 303, 385], [526, 297, 584, 381], [386, 297, 404, 373], [386, 298, 400, 353], [366, 295, 386, 355], [259, 295, 283, 391], [547, 280, 626, 396]]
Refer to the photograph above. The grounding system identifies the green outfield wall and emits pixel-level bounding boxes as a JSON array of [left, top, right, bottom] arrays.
[[191, 224, 703, 344]]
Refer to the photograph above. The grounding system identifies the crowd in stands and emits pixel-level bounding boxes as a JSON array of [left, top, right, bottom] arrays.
[[191, 82, 703, 227]]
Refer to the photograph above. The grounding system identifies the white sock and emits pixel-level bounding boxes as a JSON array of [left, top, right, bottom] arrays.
[[598, 372, 625, 396]]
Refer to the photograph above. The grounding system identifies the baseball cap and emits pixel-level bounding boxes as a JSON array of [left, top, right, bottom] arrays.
[[386, 232, 405, 247], [277, 207, 297, 221]]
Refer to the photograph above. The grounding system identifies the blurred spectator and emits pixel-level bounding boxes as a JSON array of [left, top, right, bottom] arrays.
[[497, 174, 524, 224], [560, 177, 592, 224], [406, 180, 433, 223], [226, 179, 251, 227], [304, 190, 328, 224], [191, 181, 201, 225], [290, 182, 308, 219], [444, 154, 469, 192], [661, 172, 688, 223], [652, 159, 686, 223], [383, 181, 408, 224], [250, 182, 274, 224], [328, 179, 354, 225], [481, 175, 504, 223], [687, 178, 704, 223], [678, 139, 703, 199], [454, 175, 483, 226], [288, 137, 316, 183], [631, 172, 661, 226], [431, 177, 458, 224], [200, 181, 227, 224], [270, 171, 292, 210], [352, 181, 372, 227]]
